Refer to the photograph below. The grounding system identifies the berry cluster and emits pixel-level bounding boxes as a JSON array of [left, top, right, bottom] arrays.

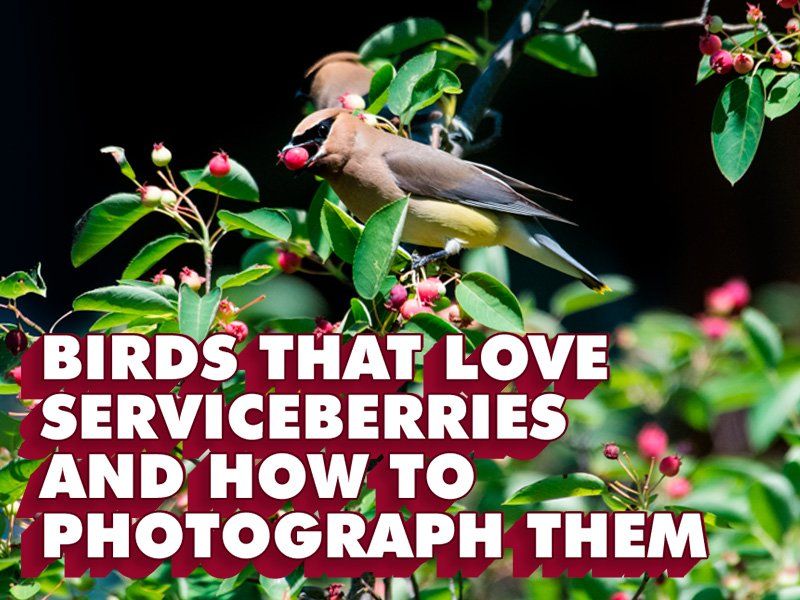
[[701, 4, 799, 76], [697, 277, 751, 340]]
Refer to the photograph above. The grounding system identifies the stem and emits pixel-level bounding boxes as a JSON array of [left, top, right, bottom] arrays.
[[408, 574, 421, 600], [632, 575, 650, 600], [0, 303, 45, 334]]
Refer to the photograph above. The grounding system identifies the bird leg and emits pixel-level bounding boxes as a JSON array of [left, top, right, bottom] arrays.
[[410, 239, 463, 270]]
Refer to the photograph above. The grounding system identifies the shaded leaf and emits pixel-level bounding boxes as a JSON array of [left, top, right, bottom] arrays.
[[122, 234, 189, 279], [742, 307, 783, 368], [353, 198, 408, 299], [748, 478, 793, 543], [178, 285, 222, 342], [359, 18, 446, 61], [368, 63, 396, 113], [765, 72, 800, 119], [461, 246, 510, 285], [218, 208, 292, 240], [73, 285, 177, 317], [216, 265, 272, 289], [0, 459, 43, 503], [455, 272, 523, 333], [711, 75, 765, 184], [320, 200, 363, 263], [307, 183, 339, 261], [525, 29, 597, 77], [402, 68, 461, 124], [749, 373, 800, 451], [0, 264, 46, 300], [388, 52, 437, 116], [504, 473, 605, 505]]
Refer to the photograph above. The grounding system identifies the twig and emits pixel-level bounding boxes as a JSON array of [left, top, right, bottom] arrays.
[[632, 574, 650, 600], [408, 574, 421, 600], [0, 303, 45, 334]]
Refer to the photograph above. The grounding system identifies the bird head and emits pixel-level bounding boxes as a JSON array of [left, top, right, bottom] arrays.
[[279, 107, 350, 172]]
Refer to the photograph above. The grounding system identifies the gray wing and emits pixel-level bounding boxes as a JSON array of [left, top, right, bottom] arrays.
[[383, 143, 573, 224]]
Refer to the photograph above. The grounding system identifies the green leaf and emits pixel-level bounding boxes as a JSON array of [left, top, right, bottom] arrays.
[[181, 158, 259, 202], [121, 234, 189, 279], [748, 479, 793, 543], [711, 75, 765, 184], [89, 312, 137, 332], [749, 373, 800, 451], [359, 18, 446, 61], [0, 264, 46, 300], [342, 298, 374, 336], [742, 307, 783, 368], [218, 208, 292, 240], [320, 200, 363, 263], [504, 472, 605, 505], [353, 198, 408, 299], [388, 52, 437, 116], [402, 313, 468, 362], [308, 183, 339, 261], [402, 68, 461, 124], [100, 145, 137, 183], [550, 275, 633, 318], [765, 72, 800, 119], [178, 286, 221, 342], [10, 582, 40, 600], [73, 285, 177, 317], [455, 272, 524, 333], [0, 459, 43, 503], [0, 413, 21, 450], [525, 27, 597, 77], [461, 246, 509, 285], [71, 193, 156, 267], [368, 63, 396, 113], [216, 265, 272, 289], [697, 32, 766, 84]]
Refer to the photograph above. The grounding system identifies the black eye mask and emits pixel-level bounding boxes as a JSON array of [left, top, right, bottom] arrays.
[[291, 117, 334, 147]]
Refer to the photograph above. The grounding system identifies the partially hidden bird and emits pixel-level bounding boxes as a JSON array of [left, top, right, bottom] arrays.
[[279, 107, 608, 292], [301, 52, 372, 110]]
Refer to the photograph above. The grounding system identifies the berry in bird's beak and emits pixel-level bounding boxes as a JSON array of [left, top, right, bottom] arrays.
[[280, 146, 310, 171], [209, 151, 231, 177]]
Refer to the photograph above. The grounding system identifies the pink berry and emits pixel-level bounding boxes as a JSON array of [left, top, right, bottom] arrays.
[[209, 151, 231, 177], [734, 53, 755, 74], [659, 455, 682, 477], [327, 583, 345, 600], [698, 315, 731, 340], [710, 50, 734, 75], [637, 423, 669, 459], [723, 277, 750, 309], [151, 142, 172, 167], [666, 477, 692, 499], [5, 329, 27, 356], [417, 277, 446, 305], [747, 3, 764, 25], [281, 146, 309, 171], [358, 113, 379, 127], [313, 317, 336, 339], [787, 17, 800, 32], [225, 320, 249, 343], [773, 49, 793, 68], [778, 0, 797, 9], [277, 249, 302, 274], [603, 443, 620, 460], [610, 593, 630, 600], [385, 283, 408, 311], [706, 286, 735, 315], [9, 366, 22, 386], [217, 298, 238, 320], [139, 185, 162, 207], [338, 93, 366, 111], [400, 298, 434, 320], [179, 267, 206, 292], [437, 303, 468, 326], [699, 34, 723, 55]]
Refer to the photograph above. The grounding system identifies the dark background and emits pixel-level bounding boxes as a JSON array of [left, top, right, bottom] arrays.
[[5, 0, 799, 328]]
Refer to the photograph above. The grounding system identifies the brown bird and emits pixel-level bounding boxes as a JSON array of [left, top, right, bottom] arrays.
[[280, 108, 607, 291], [303, 52, 373, 110]]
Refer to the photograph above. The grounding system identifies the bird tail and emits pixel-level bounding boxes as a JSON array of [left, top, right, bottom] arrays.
[[501, 217, 609, 293]]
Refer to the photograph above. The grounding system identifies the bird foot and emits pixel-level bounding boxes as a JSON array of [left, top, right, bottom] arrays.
[[410, 249, 451, 270]]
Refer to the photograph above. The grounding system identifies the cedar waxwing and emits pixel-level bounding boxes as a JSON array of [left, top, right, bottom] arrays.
[[281, 108, 607, 292], [303, 52, 373, 110]]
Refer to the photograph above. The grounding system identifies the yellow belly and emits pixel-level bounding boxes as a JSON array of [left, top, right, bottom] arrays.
[[402, 198, 503, 248]]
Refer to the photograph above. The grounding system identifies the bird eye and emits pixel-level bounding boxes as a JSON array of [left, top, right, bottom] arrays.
[[317, 123, 329, 136]]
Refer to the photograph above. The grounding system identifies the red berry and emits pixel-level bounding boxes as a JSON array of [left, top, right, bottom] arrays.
[[9, 366, 22, 386], [778, 0, 797, 9], [610, 593, 630, 600], [209, 151, 231, 177], [699, 34, 722, 55], [277, 249, 302, 274], [417, 277, 446, 305], [313, 317, 336, 338], [5, 329, 27, 356], [385, 283, 408, 311], [637, 423, 669, 458], [225, 320, 249, 343], [733, 53, 755, 74], [659, 455, 682, 477], [603, 443, 620, 460], [724, 278, 750, 309], [710, 50, 734, 75], [327, 583, 345, 600], [666, 477, 692, 499], [400, 298, 434, 320], [281, 146, 309, 171]]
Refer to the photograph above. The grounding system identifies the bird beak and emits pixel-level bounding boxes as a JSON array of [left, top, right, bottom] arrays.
[[279, 140, 326, 170]]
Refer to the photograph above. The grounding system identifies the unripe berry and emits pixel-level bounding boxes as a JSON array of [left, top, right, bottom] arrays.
[[787, 17, 800, 32], [399, 298, 434, 320], [277, 249, 302, 274], [217, 299, 238, 322], [438, 303, 468, 326], [773, 49, 793, 68], [746, 3, 764, 25], [139, 185, 163, 207], [603, 443, 620, 460], [710, 50, 734, 75], [417, 277, 446, 305], [208, 151, 231, 177], [281, 146, 309, 171], [338, 93, 366, 111], [5, 329, 27, 356], [9, 366, 22, 386], [358, 112, 379, 127], [778, 0, 798, 9], [705, 15, 724, 33], [225, 320, 249, 343], [152, 270, 176, 288], [734, 52, 755, 74], [699, 33, 723, 55], [151, 142, 172, 167], [179, 267, 206, 292], [385, 283, 408, 311], [160, 189, 178, 207], [659, 455, 682, 477]]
